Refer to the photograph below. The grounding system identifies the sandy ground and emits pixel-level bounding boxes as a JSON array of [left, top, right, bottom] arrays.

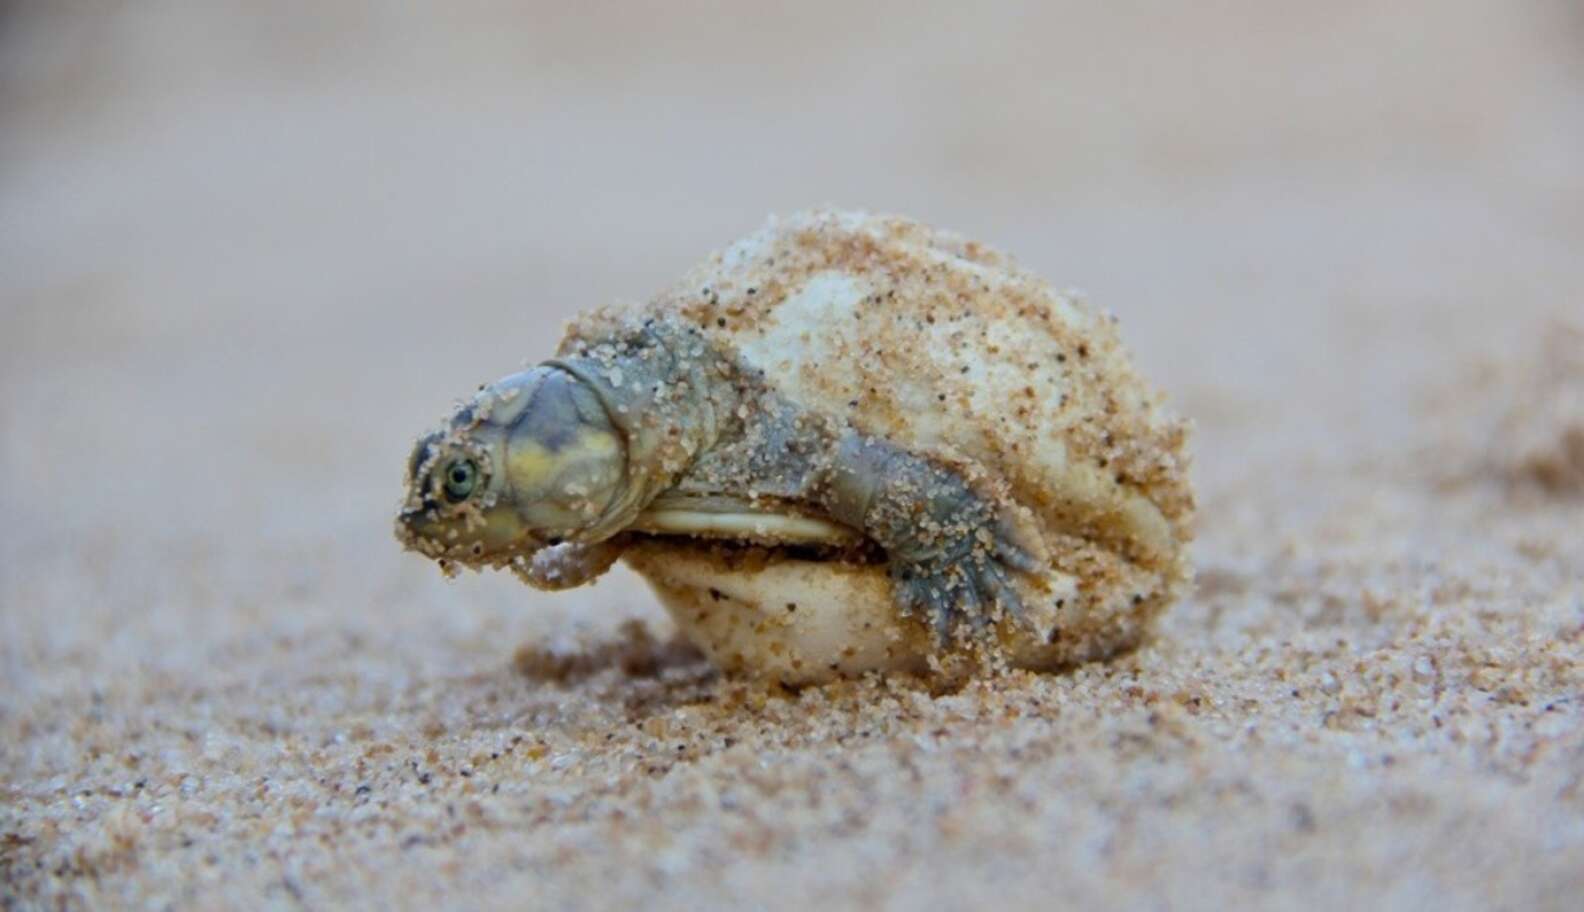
[[3, 2, 1583, 909]]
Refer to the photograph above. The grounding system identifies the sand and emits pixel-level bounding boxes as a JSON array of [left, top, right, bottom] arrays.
[[2, 3, 1582, 909]]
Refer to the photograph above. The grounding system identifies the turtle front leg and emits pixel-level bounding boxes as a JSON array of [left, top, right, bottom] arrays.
[[819, 432, 1045, 646]]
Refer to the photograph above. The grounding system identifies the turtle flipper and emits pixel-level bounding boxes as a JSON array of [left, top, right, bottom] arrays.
[[820, 432, 1044, 647]]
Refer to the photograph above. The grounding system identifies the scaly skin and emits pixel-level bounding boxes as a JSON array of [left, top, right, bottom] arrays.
[[545, 320, 744, 542], [544, 319, 1043, 646], [816, 432, 1043, 643]]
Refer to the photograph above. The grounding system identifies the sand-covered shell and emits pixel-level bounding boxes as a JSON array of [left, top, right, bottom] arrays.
[[567, 210, 1194, 682]]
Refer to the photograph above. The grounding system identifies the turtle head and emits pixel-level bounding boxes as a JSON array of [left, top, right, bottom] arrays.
[[396, 366, 626, 569]]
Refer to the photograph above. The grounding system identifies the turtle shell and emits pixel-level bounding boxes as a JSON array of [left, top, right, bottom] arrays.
[[562, 209, 1194, 681]]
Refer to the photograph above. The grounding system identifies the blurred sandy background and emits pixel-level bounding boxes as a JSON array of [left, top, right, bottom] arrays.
[[3, 2, 1582, 909]]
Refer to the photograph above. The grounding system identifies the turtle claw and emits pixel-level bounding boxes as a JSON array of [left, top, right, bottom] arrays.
[[921, 585, 954, 643], [978, 560, 1026, 627], [892, 552, 1031, 649], [993, 522, 1044, 575]]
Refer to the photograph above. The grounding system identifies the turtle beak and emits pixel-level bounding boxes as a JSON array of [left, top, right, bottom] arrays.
[[396, 432, 443, 552], [393, 491, 546, 564], [394, 504, 443, 556]]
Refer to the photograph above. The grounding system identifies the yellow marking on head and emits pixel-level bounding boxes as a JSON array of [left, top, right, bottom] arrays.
[[508, 428, 621, 490], [507, 439, 558, 487]]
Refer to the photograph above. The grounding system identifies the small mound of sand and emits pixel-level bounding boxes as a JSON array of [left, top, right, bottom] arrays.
[[512, 620, 704, 683], [1492, 323, 1584, 494], [1421, 322, 1584, 497]]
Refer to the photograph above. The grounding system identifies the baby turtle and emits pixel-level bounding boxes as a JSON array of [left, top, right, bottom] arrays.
[[397, 210, 1194, 677]]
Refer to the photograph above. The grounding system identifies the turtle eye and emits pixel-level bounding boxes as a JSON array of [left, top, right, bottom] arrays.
[[440, 458, 478, 502]]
